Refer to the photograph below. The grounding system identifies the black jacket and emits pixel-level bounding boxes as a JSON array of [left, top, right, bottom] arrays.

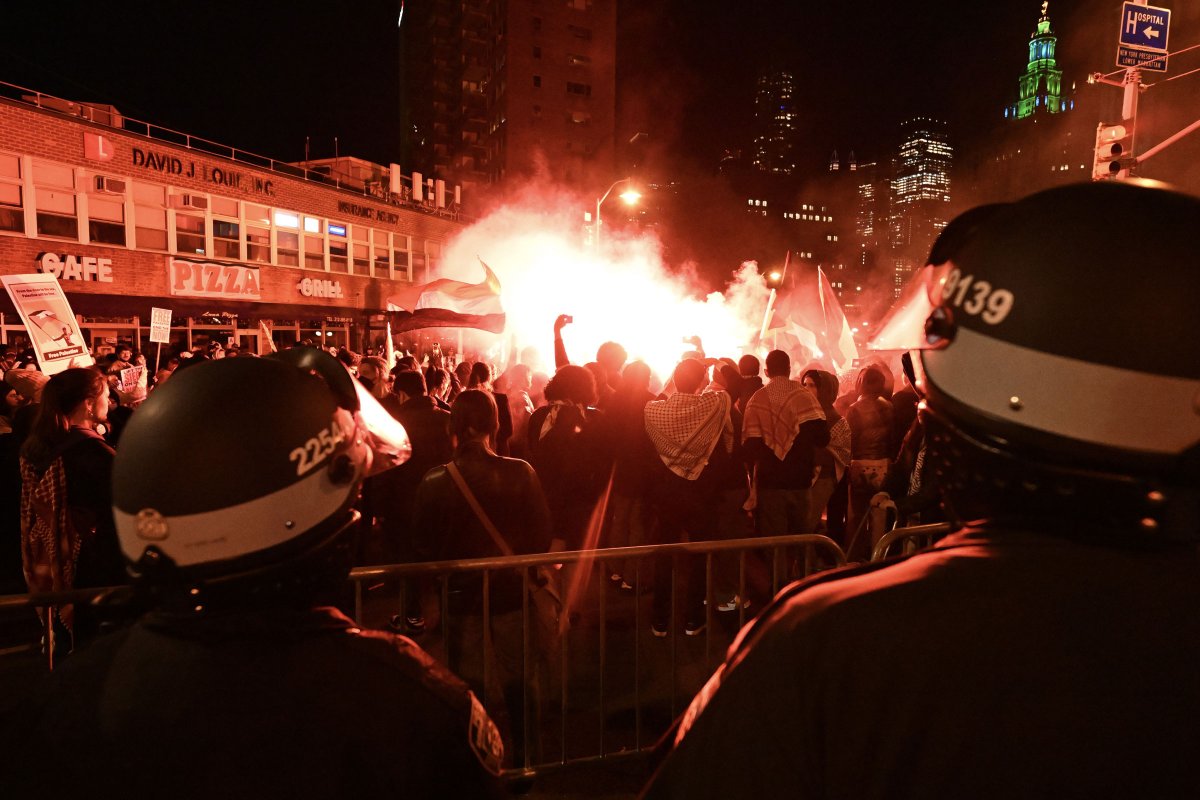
[[412, 442, 552, 612], [10, 605, 508, 799]]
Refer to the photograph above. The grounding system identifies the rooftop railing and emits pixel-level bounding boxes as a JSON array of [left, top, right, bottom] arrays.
[[0, 78, 467, 222]]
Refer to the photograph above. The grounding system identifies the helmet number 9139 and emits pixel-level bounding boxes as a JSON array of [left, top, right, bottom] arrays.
[[941, 268, 1014, 325], [289, 419, 347, 477]]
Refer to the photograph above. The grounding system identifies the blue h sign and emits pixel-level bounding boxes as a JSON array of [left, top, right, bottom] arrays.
[[1120, 2, 1170, 51]]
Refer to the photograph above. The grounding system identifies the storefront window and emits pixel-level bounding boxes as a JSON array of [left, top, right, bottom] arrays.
[[33, 161, 77, 239], [0, 153, 24, 233]]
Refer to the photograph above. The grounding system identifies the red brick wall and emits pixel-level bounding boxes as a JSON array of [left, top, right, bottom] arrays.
[[0, 98, 465, 317]]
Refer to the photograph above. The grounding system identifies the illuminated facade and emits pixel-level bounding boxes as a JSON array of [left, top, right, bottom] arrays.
[[889, 118, 952, 294], [0, 85, 463, 355], [1006, 2, 1072, 120], [403, 0, 617, 203], [751, 71, 799, 175]]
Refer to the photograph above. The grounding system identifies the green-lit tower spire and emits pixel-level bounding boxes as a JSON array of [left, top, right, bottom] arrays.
[[1007, 2, 1072, 119]]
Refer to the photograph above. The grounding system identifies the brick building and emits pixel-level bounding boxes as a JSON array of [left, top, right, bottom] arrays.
[[0, 82, 465, 357]]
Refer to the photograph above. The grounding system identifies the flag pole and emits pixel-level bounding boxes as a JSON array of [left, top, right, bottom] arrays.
[[758, 252, 790, 346], [385, 319, 396, 369]]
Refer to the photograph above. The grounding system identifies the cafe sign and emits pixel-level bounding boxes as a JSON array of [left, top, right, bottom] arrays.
[[36, 252, 114, 283], [169, 258, 261, 300]]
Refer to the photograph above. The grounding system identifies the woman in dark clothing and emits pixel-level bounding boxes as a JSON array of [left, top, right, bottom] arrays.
[[528, 365, 608, 552], [20, 368, 124, 655], [602, 361, 659, 586]]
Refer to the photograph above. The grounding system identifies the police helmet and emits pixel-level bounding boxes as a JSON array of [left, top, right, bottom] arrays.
[[870, 181, 1200, 538], [113, 348, 411, 583]]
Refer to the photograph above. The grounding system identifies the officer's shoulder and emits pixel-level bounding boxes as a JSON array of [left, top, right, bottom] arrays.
[[729, 555, 929, 655], [344, 627, 474, 708]]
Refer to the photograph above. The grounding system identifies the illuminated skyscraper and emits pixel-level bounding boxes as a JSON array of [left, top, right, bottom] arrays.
[[751, 70, 798, 175], [889, 117, 952, 294], [1006, 2, 1073, 120]]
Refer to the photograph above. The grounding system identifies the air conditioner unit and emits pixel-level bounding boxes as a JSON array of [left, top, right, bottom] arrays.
[[173, 194, 209, 211], [93, 176, 127, 195]]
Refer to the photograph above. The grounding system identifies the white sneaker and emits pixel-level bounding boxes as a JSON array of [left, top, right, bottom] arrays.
[[716, 595, 750, 612]]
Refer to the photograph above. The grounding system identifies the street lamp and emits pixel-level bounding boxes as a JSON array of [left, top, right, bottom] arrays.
[[594, 177, 641, 250]]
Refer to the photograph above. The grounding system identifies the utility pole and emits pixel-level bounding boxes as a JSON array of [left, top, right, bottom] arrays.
[[1122, 0, 1147, 151]]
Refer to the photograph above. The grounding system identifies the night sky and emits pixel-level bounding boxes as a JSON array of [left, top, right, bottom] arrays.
[[3, 1, 1198, 188]]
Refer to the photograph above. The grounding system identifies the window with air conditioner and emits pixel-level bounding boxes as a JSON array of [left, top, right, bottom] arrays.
[[93, 175, 127, 195]]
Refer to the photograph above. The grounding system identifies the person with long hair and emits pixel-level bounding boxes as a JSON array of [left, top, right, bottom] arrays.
[[19, 367, 123, 655]]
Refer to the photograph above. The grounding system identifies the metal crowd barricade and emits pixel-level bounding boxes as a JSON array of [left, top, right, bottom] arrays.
[[870, 522, 953, 561], [0, 535, 845, 779], [349, 534, 846, 775]]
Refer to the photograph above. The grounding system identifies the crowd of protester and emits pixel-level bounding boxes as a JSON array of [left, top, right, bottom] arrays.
[[0, 323, 930, 738], [3, 180, 1193, 797]]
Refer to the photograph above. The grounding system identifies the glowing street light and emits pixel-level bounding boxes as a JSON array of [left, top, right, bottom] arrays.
[[594, 178, 640, 250]]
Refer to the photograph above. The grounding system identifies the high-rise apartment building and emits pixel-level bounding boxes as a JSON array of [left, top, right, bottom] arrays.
[[751, 70, 799, 175], [889, 117, 952, 294], [402, 0, 617, 208]]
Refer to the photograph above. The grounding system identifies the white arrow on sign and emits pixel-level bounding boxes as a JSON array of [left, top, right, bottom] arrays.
[[1144, 26, 1161, 39]]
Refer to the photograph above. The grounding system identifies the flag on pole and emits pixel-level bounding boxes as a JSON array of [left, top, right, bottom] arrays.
[[817, 267, 859, 372], [384, 319, 396, 369], [766, 260, 859, 373], [386, 258, 505, 333], [258, 320, 277, 354]]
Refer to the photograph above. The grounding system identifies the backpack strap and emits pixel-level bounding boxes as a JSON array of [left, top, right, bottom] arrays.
[[445, 461, 514, 558]]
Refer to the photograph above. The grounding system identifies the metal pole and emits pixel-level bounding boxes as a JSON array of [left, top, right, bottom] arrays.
[[594, 197, 602, 252], [1123, 1, 1146, 149]]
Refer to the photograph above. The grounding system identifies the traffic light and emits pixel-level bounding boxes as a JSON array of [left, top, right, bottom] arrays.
[[1093, 122, 1134, 180]]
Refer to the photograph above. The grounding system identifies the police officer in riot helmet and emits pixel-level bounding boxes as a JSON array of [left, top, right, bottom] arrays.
[[642, 181, 1200, 799], [11, 349, 509, 798]]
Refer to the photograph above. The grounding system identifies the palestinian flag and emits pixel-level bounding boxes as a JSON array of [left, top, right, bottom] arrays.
[[386, 259, 506, 333], [768, 261, 859, 373]]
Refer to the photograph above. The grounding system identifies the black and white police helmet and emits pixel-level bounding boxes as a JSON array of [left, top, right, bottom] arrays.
[[113, 348, 411, 580], [870, 181, 1200, 532]]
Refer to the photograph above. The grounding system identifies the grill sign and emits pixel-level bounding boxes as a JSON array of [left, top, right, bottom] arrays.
[[169, 259, 262, 300]]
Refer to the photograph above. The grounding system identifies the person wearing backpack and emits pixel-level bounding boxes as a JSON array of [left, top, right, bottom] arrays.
[[19, 367, 124, 657]]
